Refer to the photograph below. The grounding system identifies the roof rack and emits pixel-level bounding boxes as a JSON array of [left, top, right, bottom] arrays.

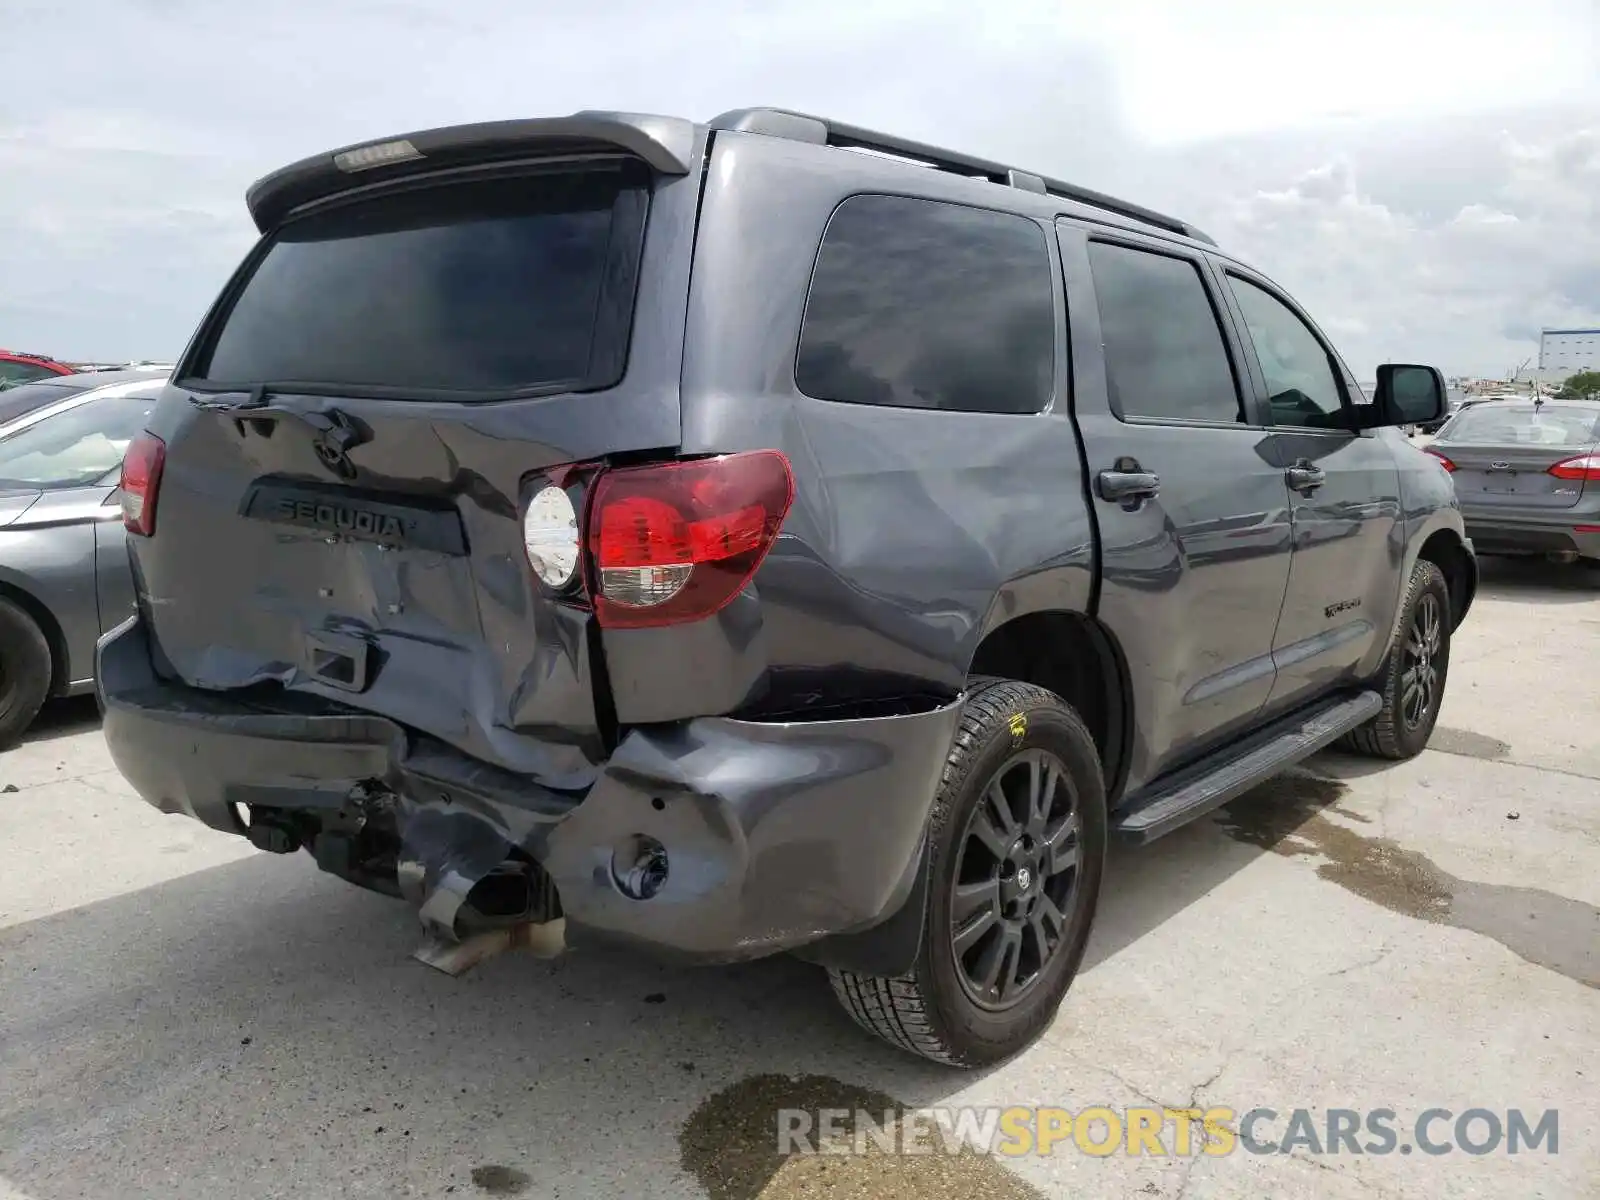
[[708, 107, 1216, 247]]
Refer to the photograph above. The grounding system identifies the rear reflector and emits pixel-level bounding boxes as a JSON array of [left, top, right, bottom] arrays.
[[1575, 525, 1600, 534], [1548, 453, 1600, 482], [1423, 447, 1456, 472], [121, 432, 166, 536], [587, 450, 795, 629]]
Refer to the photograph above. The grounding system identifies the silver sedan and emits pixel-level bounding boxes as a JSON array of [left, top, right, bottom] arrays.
[[0, 371, 167, 745], [1425, 398, 1600, 572]]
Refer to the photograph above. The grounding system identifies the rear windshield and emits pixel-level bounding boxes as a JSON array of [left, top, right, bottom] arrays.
[[1441, 404, 1600, 447], [0, 391, 160, 490], [192, 166, 649, 396], [0, 380, 89, 426]]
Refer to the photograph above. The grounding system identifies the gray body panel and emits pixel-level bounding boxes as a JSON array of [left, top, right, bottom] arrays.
[[0, 485, 128, 693], [97, 108, 1475, 971]]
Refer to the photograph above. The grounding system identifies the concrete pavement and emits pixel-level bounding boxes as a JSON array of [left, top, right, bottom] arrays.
[[1, 557, 1596, 1199]]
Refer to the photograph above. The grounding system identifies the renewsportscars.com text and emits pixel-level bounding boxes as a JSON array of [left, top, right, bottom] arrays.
[[777, 1105, 1560, 1158]]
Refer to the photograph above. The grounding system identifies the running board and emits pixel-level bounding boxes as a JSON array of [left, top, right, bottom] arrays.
[[1111, 690, 1383, 845]]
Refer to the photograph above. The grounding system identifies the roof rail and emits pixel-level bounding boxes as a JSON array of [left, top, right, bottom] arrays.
[[708, 107, 1216, 247]]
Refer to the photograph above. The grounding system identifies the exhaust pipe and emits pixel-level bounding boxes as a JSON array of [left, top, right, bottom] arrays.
[[395, 808, 565, 976], [412, 917, 567, 976]]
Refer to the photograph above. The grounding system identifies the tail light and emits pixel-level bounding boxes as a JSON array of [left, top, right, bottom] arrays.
[[1548, 453, 1600, 482], [1423, 447, 1456, 472], [586, 450, 795, 629], [121, 431, 166, 536]]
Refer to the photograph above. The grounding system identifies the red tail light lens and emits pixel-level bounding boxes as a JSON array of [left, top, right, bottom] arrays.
[[1548, 453, 1600, 482], [120, 432, 166, 536], [587, 450, 795, 629], [1423, 447, 1456, 472]]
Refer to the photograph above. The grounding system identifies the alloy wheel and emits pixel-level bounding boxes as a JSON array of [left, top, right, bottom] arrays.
[[949, 749, 1083, 1011]]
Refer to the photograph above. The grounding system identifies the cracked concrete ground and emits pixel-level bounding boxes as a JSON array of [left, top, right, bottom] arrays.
[[1, 557, 1597, 1199]]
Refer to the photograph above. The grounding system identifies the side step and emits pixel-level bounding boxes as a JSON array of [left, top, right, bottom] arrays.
[[1111, 690, 1382, 845]]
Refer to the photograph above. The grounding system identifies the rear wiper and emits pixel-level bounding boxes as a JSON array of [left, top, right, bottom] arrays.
[[195, 385, 371, 456], [189, 383, 278, 412]]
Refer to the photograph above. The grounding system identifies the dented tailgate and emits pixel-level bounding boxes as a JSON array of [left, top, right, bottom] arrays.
[[129, 117, 707, 789]]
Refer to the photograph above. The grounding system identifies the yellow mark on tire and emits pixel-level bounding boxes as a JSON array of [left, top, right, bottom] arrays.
[[1008, 712, 1028, 744]]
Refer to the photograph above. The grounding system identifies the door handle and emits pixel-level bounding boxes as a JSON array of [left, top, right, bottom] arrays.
[[1097, 468, 1161, 507], [1285, 461, 1326, 495]]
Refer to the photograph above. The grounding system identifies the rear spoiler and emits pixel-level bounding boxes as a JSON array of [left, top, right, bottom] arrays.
[[244, 111, 698, 232]]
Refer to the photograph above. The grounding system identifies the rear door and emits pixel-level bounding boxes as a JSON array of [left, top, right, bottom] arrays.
[[1059, 225, 1294, 792], [133, 144, 704, 788], [1434, 403, 1600, 509], [1212, 264, 1403, 710]]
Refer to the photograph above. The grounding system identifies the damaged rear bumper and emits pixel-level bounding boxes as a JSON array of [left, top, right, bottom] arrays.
[[96, 616, 961, 965]]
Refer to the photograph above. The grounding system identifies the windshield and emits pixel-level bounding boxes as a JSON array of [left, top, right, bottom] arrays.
[[0, 360, 65, 390], [0, 391, 160, 489], [192, 167, 649, 396], [1439, 404, 1600, 447]]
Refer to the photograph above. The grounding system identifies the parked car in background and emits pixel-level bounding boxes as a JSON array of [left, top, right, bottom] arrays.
[[1426, 398, 1600, 573], [0, 366, 168, 430], [0, 371, 168, 745], [0, 350, 74, 390]]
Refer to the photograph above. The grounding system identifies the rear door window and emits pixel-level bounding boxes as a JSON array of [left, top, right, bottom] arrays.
[[192, 167, 650, 396], [1086, 241, 1244, 424], [796, 194, 1055, 414]]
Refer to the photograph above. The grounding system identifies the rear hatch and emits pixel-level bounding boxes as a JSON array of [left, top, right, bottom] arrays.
[[128, 116, 703, 788], [1432, 402, 1600, 511]]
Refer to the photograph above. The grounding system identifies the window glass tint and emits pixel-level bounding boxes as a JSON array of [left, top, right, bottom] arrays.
[[0, 360, 61, 387], [796, 195, 1054, 414], [1227, 274, 1347, 429], [1086, 242, 1242, 423], [198, 170, 643, 394], [0, 381, 87, 426], [0, 391, 160, 489], [1440, 404, 1600, 446]]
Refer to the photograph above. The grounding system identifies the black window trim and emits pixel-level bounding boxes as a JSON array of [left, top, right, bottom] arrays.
[[1217, 263, 1360, 437], [792, 190, 1060, 417], [1081, 229, 1266, 431], [175, 156, 654, 404]]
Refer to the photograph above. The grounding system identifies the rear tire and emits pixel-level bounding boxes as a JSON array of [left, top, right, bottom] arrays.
[[0, 597, 52, 749], [828, 679, 1107, 1066], [1340, 559, 1451, 760]]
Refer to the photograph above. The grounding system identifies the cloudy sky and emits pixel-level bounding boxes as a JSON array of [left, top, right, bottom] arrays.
[[3, 0, 1597, 379]]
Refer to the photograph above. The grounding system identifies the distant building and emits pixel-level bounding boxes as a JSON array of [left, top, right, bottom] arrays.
[[1539, 328, 1600, 376]]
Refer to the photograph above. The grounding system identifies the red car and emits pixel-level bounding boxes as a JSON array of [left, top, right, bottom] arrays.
[[0, 350, 74, 390]]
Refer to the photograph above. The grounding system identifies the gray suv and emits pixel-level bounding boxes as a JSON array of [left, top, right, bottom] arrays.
[[97, 107, 1476, 1067]]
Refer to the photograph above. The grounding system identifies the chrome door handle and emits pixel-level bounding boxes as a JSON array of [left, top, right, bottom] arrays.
[[1097, 469, 1160, 504], [1285, 462, 1326, 495]]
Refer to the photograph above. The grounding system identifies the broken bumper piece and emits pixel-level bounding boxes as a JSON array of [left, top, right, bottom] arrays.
[[96, 615, 962, 965]]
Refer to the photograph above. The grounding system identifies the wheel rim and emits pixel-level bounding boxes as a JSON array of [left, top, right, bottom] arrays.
[[1401, 592, 1444, 731], [949, 748, 1083, 1012]]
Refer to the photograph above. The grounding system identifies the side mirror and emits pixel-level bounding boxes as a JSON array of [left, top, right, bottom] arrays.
[[1369, 364, 1446, 428]]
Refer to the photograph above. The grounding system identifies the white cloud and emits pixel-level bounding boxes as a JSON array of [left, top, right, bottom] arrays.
[[1171, 117, 1600, 377], [2, 0, 1597, 377]]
